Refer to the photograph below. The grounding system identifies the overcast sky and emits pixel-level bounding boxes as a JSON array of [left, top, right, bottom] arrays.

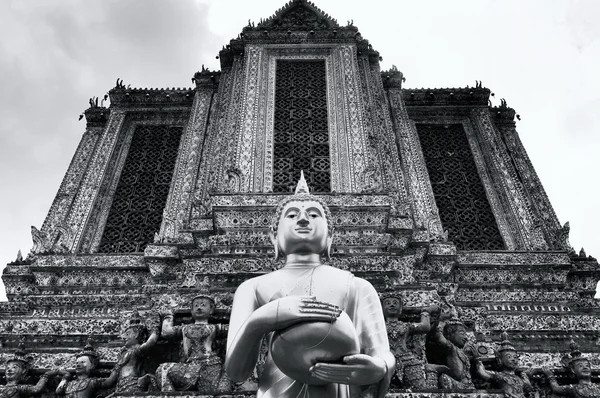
[[0, 0, 598, 300]]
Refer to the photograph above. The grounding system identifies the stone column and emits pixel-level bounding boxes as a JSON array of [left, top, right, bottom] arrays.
[[37, 107, 109, 253], [385, 72, 445, 241]]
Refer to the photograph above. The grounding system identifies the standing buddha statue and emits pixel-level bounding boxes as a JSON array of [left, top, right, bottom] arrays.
[[225, 172, 395, 398]]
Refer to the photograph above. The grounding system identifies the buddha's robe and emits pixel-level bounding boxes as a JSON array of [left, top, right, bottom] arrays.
[[250, 265, 394, 398]]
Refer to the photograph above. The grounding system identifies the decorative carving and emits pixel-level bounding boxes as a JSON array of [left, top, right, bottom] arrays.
[[255, 0, 339, 31], [30, 226, 68, 255], [471, 108, 547, 250], [0, 342, 59, 398], [156, 296, 231, 393], [65, 109, 127, 251], [383, 295, 437, 389], [112, 311, 160, 393], [473, 332, 534, 397], [55, 338, 118, 398], [161, 80, 217, 241], [386, 88, 444, 240], [82, 111, 190, 252], [543, 341, 600, 397], [402, 87, 491, 107], [427, 306, 477, 390]]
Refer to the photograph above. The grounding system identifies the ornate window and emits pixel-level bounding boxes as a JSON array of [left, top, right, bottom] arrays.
[[273, 60, 330, 193], [97, 125, 183, 253], [416, 124, 505, 250]]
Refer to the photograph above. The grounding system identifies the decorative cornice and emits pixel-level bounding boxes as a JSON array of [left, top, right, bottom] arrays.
[[83, 106, 110, 128], [108, 87, 195, 108], [490, 104, 517, 125], [402, 87, 491, 107], [192, 68, 221, 90], [381, 66, 405, 89]]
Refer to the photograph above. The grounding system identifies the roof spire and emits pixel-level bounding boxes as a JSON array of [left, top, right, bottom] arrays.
[[295, 170, 310, 195]]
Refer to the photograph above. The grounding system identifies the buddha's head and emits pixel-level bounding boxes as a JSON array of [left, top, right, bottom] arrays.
[[271, 172, 333, 260], [191, 295, 215, 321]]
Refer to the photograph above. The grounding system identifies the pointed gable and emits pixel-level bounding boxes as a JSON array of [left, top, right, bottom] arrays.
[[257, 0, 339, 31]]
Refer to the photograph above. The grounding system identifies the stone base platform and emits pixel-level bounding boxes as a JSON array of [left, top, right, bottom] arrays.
[[112, 390, 505, 398]]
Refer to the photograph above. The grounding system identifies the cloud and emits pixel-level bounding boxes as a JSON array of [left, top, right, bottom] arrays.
[[0, 0, 598, 302]]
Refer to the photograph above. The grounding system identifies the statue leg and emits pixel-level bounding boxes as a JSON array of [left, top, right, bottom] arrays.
[[439, 373, 473, 390], [165, 363, 197, 391], [399, 352, 426, 389], [196, 360, 227, 393], [156, 363, 177, 392]]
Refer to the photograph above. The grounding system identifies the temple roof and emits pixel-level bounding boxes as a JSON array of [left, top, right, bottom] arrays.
[[255, 0, 339, 31], [217, 0, 381, 69]]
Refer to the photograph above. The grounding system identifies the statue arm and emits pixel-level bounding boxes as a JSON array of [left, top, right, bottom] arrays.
[[139, 329, 160, 353], [518, 369, 534, 391], [24, 370, 57, 395], [542, 368, 572, 396], [226, 278, 343, 382], [412, 311, 432, 334], [161, 314, 182, 339], [473, 360, 495, 381], [97, 369, 119, 389], [310, 278, 395, 397], [432, 322, 452, 351], [547, 379, 573, 396], [55, 370, 72, 395]]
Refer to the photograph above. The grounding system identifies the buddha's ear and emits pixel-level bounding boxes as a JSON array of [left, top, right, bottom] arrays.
[[269, 226, 279, 260], [324, 227, 334, 261]]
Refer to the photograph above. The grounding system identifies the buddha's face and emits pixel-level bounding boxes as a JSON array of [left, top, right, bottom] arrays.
[[75, 356, 93, 376], [5, 361, 25, 382], [499, 350, 519, 370], [382, 297, 402, 318], [191, 297, 214, 320], [274, 200, 330, 257], [572, 359, 591, 379]]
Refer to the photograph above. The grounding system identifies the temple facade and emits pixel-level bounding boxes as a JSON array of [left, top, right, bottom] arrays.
[[2, 1, 599, 397]]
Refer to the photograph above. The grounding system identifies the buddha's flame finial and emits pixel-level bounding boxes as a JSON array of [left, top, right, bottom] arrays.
[[294, 170, 310, 195]]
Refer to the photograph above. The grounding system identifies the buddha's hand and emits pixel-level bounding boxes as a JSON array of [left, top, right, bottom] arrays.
[[310, 354, 386, 385], [271, 296, 341, 330]]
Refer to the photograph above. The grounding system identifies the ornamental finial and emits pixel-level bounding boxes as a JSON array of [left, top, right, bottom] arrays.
[[294, 170, 310, 195]]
